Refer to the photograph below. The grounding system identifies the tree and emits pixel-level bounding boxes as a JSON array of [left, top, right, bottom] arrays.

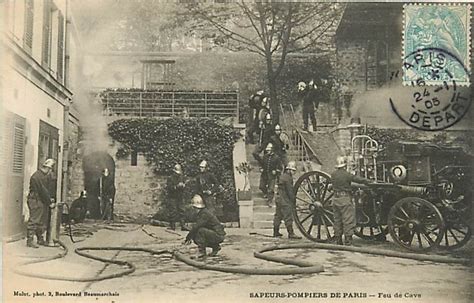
[[186, 1, 343, 121]]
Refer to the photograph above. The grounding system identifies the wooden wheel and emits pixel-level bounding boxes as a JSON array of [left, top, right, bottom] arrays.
[[438, 196, 472, 250], [293, 171, 334, 242], [388, 197, 444, 252]]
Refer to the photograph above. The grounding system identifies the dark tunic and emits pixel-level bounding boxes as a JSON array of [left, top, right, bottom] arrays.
[[27, 169, 52, 231], [186, 208, 225, 248]]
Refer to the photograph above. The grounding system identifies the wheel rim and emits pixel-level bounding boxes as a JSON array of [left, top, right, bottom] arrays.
[[388, 197, 444, 252], [438, 198, 472, 250], [293, 171, 334, 242]]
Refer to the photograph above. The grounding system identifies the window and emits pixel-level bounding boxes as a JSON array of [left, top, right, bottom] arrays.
[[57, 11, 64, 81], [42, 0, 52, 68], [23, 0, 34, 53]]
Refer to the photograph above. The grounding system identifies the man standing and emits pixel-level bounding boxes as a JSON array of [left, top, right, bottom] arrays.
[[247, 90, 266, 144], [299, 80, 319, 132], [167, 164, 187, 231], [255, 143, 282, 207], [99, 168, 115, 221], [26, 159, 56, 248], [273, 161, 302, 239], [331, 156, 373, 245], [196, 160, 222, 216], [184, 195, 226, 260]]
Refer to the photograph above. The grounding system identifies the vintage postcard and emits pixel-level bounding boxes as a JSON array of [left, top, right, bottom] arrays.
[[2, 1, 473, 303]]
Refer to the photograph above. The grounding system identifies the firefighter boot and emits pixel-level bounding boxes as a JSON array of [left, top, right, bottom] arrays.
[[344, 235, 353, 246], [209, 245, 221, 257], [273, 226, 283, 238], [197, 246, 207, 260], [330, 236, 343, 245], [26, 230, 39, 248], [36, 230, 46, 246], [287, 225, 302, 239]]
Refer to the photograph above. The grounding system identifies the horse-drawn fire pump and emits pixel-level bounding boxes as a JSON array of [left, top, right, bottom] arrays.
[[293, 135, 472, 252]]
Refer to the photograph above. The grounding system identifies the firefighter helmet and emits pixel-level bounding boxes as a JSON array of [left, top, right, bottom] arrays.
[[274, 124, 282, 133], [174, 164, 183, 174], [265, 113, 272, 122], [335, 156, 347, 168], [265, 143, 273, 152], [261, 97, 269, 107], [199, 160, 208, 168], [286, 161, 297, 171], [191, 195, 205, 209], [298, 81, 307, 91], [42, 159, 56, 168]]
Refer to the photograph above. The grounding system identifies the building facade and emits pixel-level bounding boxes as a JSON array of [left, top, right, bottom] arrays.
[[1, 0, 81, 239]]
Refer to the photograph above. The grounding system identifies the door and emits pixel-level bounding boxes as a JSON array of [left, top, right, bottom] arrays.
[[38, 120, 59, 200], [3, 112, 27, 238]]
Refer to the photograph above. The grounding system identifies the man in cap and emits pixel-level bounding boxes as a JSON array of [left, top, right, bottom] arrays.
[[273, 161, 302, 239], [184, 195, 226, 259], [167, 164, 187, 231], [26, 159, 56, 248], [195, 160, 223, 216], [331, 156, 373, 245], [256, 143, 282, 207], [98, 168, 115, 221], [298, 80, 319, 132]]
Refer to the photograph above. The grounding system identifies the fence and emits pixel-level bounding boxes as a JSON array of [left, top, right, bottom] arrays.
[[100, 90, 239, 119]]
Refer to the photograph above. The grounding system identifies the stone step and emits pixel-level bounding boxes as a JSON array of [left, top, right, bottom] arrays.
[[253, 220, 274, 229]]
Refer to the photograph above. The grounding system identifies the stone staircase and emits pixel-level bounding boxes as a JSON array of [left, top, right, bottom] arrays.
[[247, 143, 275, 229]]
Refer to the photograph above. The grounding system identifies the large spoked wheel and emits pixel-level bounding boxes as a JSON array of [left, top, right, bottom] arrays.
[[293, 171, 335, 242], [388, 197, 444, 252], [354, 192, 388, 241], [438, 197, 472, 250]]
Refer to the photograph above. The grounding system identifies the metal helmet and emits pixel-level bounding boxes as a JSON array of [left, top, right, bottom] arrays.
[[80, 190, 87, 198], [102, 168, 109, 176], [191, 195, 205, 209], [265, 143, 273, 152], [199, 160, 208, 168], [265, 113, 272, 122], [42, 158, 56, 168], [286, 161, 297, 171], [335, 156, 347, 168], [298, 81, 307, 91], [261, 97, 268, 107], [256, 90, 264, 95], [174, 164, 183, 174], [274, 124, 282, 133]]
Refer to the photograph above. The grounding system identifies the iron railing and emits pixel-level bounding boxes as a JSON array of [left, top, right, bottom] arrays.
[[100, 90, 239, 119]]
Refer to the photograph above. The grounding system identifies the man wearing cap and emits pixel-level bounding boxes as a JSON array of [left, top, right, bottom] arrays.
[[195, 160, 223, 216], [26, 159, 56, 248], [331, 156, 373, 245], [167, 164, 187, 231], [255, 143, 282, 207], [184, 195, 226, 259], [273, 161, 302, 239], [98, 168, 115, 221]]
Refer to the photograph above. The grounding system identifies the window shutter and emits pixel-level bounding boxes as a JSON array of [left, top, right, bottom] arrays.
[[23, 0, 34, 53], [42, 0, 52, 68], [12, 123, 25, 175], [57, 12, 64, 81]]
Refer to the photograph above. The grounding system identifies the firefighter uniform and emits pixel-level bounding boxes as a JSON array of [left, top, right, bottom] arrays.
[[331, 167, 372, 245], [196, 171, 219, 215], [27, 169, 53, 246], [247, 93, 266, 144], [98, 172, 115, 220], [186, 207, 226, 256], [257, 151, 282, 205], [167, 171, 186, 230], [299, 82, 319, 132], [69, 192, 88, 224]]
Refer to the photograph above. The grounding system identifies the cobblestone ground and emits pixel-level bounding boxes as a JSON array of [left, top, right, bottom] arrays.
[[4, 223, 473, 303]]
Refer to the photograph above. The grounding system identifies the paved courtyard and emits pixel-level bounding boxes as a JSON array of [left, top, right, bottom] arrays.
[[3, 223, 473, 303]]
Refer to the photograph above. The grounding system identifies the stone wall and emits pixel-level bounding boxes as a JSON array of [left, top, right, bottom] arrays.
[[114, 154, 165, 221]]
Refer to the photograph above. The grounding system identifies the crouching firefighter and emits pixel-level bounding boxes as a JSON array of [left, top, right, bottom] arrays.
[[26, 159, 56, 248], [184, 195, 226, 260], [273, 161, 302, 239], [331, 156, 373, 246]]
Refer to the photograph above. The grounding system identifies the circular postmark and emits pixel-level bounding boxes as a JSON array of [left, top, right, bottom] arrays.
[[390, 47, 471, 131]]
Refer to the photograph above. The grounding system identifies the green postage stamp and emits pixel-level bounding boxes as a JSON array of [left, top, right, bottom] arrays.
[[403, 4, 471, 86]]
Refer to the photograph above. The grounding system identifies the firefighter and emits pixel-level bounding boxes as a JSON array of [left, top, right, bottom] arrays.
[[98, 168, 115, 221], [256, 143, 282, 207], [298, 80, 319, 132], [183, 195, 226, 259], [167, 164, 187, 231], [68, 190, 89, 224], [195, 160, 223, 216], [331, 156, 373, 245], [247, 90, 266, 144], [273, 161, 302, 239], [26, 159, 56, 248], [262, 124, 289, 166]]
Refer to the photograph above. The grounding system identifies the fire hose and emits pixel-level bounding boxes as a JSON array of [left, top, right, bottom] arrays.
[[11, 225, 471, 282]]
